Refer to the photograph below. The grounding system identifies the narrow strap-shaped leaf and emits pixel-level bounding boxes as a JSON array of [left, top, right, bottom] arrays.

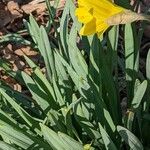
[[131, 80, 147, 110], [0, 141, 17, 150], [0, 87, 40, 130], [39, 26, 57, 81], [0, 124, 34, 149], [40, 123, 65, 150], [58, 132, 83, 150], [125, 23, 135, 102], [117, 126, 143, 150], [99, 123, 117, 150], [21, 71, 51, 111], [146, 49, 150, 80]]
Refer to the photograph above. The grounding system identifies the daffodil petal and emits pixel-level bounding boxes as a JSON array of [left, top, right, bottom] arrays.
[[96, 20, 109, 33], [97, 27, 109, 36], [79, 18, 96, 35], [75, 8, 93, 24], [78, 0, 125, 19]]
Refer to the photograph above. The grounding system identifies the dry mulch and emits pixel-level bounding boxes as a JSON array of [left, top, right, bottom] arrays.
[[0, 0, 66, 91]]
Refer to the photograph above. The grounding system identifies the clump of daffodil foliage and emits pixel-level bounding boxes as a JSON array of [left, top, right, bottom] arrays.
[[0, 0, 150, 149]]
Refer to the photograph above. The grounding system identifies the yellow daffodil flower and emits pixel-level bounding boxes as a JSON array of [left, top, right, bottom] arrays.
[[75, 0, 149, 36]]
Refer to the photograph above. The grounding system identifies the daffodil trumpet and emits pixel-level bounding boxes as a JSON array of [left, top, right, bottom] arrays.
[[75, 0, 150, 36]]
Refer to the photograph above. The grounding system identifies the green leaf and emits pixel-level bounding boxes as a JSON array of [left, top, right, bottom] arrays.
[[0, 109, 49, 149], [60, 0, 69, 58], [0, 87, 40, 129], [131, 80, 147, 110], [0, 124, 34, 149], [28, 15, 40, 44], [57, 50, 115, 132], [52, 79, 65, 110], [146, 49, 150, 80], [24, 55, 58, 111], [54, 52, 68, 81], [56, 51, 89, 97], [40, 123, 83, 150], [125, 23, 135, 100], [91, 35, 119, 126], [0, 33, 31, 45], [39, 26, 56, 81], [40, 123, 64, 150], [0, 141, 17, 150], [47, 110, 66, 133], [24, 55, 56, 97], [143, 113, 150, 121], [99, 123, 117, 150], [0, 84, 40, 116], [21, 71, 51, 111], [68, 0, 81, 30], [89, 34, 102, 97], [73, 96, 101, 140], [108, 26, 119, 52], [108, 26, 119, 83], [117, 126, 143, 150], [68, 24, 88, 78], [58, 132, 83, 150]]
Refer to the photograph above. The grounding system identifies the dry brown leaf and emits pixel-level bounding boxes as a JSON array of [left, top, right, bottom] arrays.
[[7, 1, 22, 18], [14, 46, 38, 56], [24, 68, 33, 75], [1, 75, 22, 92], [0, 2, 12, 28], [14, 60, 25, 70], [21, 0, 66, 14], [0, 1, 23, 29], [21, 3, 46, 14]]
